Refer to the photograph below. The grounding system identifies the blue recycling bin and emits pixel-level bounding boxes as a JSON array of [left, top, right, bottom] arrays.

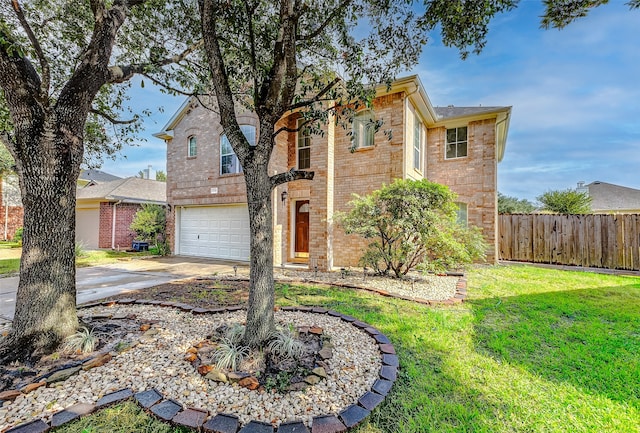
[[132, 240, 149, 252]]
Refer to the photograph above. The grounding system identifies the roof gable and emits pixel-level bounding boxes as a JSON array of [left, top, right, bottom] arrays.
[[76, 177, 166, 204]]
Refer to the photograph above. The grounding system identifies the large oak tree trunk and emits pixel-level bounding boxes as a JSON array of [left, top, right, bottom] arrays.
[[1, 113, 83, 362], [242, 163, 275, 347]]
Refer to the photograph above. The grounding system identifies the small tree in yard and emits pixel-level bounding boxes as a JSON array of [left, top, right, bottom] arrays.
[[537, 189, 592, 214], [130, 204, 169, 255], [337, 179, 486, 277]]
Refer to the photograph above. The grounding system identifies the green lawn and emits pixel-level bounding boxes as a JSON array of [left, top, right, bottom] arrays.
[[0, 250, 152, 275], [55, 264, 640, 432]]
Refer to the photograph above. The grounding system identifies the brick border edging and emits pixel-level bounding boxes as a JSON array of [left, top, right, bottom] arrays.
[[3, 301, 398, 433]]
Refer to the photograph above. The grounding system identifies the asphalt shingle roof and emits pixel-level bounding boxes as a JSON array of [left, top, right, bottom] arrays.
[[78, 169, 122, 183], [587, 181, 640, 212], [77, 177, 166, 204]]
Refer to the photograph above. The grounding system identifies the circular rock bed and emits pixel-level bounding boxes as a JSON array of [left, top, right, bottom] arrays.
[[0, 301, 398, 433]]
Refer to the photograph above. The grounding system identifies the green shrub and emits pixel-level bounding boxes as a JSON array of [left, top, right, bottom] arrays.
[[336, 179, 487, 276], [13, 227, 23, 243], [129, 204, 169, 255]]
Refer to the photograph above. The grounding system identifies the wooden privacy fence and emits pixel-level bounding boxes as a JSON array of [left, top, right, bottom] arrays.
[[499, 213, 640, 270]]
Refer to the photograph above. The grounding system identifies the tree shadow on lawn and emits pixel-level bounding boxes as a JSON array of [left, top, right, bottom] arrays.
[[469, 284, 640, 408]]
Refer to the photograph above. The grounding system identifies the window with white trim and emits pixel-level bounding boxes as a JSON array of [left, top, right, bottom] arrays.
[[413, 113, 423, 171], [220, 125, 256, 175], [188, 136, 197, 157], [353, 110, 375, 149], [297, 118, 311, 169], [455, 202, 468, 227], [446, 126, 468, 159]]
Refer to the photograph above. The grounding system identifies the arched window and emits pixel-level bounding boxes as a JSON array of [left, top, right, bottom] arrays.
[[188, 136, 197, 157], [220, 125, 256, 174], [353, 110, 375, 149]]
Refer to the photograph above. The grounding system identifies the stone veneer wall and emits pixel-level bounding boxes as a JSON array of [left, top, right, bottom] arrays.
[[426, 119, 498, 262]]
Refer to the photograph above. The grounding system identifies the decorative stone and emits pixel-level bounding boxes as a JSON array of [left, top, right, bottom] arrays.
[[82, 353, 112, 370], [339, 404, 370, 428], [203, 413, 239, 433], [116, 298, 136, 304], [380, 365, 397, 381], [327, 310, 342, 317], [311, 415, 347, 433], [134, 388, 163, 408], [238, 420, 274, 433], [0, 390, 22, 401], [352, 321, 368, 329], [371, 379, 394, 396], [339, 314, 356, 322], [21, 382, 46, 393], [226, 306, 243, 312], [143, 328, 160, 337], [50, 403, 95, 427], [309, 326, 323, 335], [287, 382, 308, 392], [205, 368, 228, 383], [277, 421, 310, 433], [96, 388, 133, 408], [364, 327, 380, 336], [318, 347, 332, 360], [3, 419, 49, 433], [374, 334, 391, 344], [381, 353, 399, 367], [378, 343, 395, 354], [184, 353, 197, 362], [358, 391, 385, 411], [192, 307, 209, 314], [45, 366, 81, 383], [311, 307, 328, 314], [304, 375, 321, 385], [198, 364, 213, 375], [186, 347, 198, 354], [150, 399, 182, 421], [238, 376, 260, 390], [172, 408, 208, 429], [312, 367, 327, 378], [227, 371, 250, 383], [140, 324, 151, 331]]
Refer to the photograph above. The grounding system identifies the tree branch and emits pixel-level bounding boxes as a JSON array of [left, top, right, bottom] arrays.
[[89, 108, 137, 124], [298, 0, 352, 41], [106, 39, 204, 84], [11, 0, 49, 100], [270, 167, 315, 188], [289, 76, 342, 111]]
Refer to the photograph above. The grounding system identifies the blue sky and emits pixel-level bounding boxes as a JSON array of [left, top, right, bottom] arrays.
[[101, 1, 640, 202]]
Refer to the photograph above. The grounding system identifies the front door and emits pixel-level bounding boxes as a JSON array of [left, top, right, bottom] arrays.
[[295, 200, 309, 257]]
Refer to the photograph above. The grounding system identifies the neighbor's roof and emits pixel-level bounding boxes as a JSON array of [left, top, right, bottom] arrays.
[[78, 169, 121, 184], [588, 181, 640, 211], [77, 177, 166, 204]]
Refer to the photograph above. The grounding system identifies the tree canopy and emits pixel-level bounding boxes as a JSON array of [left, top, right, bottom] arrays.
[[537, 189, 592, 214], [498, 192, 536, 214]]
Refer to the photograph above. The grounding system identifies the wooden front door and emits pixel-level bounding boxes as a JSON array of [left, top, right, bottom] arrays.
[[295, 200, 310, 257]]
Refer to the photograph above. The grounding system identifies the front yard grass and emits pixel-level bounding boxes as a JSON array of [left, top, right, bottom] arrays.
[[55, 264, 640, 432], [0, 250, 152, 275]]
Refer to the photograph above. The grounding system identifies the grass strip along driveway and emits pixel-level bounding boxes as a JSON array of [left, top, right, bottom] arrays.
[[54, 264, 639, 433]]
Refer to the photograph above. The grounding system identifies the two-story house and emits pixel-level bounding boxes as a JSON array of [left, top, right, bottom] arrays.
[[154, 75, 511, 270]]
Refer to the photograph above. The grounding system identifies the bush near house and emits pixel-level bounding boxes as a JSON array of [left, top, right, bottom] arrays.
[[337, 179, 486, 277], [129, 204, 170, 255]]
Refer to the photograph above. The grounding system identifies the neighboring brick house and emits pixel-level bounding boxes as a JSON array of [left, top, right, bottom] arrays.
[[76, 177, 166, 249], [155, 75, 511, 268], [577, 181, 640, 213], [0, 174, 23, 240]]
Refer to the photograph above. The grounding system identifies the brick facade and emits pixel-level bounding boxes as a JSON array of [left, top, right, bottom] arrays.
[[0, 176, 24, 240], [162, 77, 509, 268], [98, 202, 141, 249]]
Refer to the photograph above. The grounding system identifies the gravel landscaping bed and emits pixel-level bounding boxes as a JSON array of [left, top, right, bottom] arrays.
[[0, 304, 381, 431]]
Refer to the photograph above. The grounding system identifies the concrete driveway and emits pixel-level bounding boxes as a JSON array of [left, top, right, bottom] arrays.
[[0, 256, 248, 323]]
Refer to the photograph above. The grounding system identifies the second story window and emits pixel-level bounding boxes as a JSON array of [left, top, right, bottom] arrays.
[[297, 119, 311, 169], [353, 110, 375, 149], [220, 125, 256, 175], [446, 126, 468, 159], [188, 136, 197, 157], [413, 114, 423, 171]]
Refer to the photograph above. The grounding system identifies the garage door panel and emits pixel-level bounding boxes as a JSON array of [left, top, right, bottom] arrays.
[[179, 205, 250, 261]]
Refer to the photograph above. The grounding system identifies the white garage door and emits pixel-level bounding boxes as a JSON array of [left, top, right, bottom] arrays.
[[178, 205, 251, 261], [76, 208, 100, 250]]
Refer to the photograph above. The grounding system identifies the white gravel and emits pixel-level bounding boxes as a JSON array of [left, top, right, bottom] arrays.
[[0, 305, 382, 430]]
